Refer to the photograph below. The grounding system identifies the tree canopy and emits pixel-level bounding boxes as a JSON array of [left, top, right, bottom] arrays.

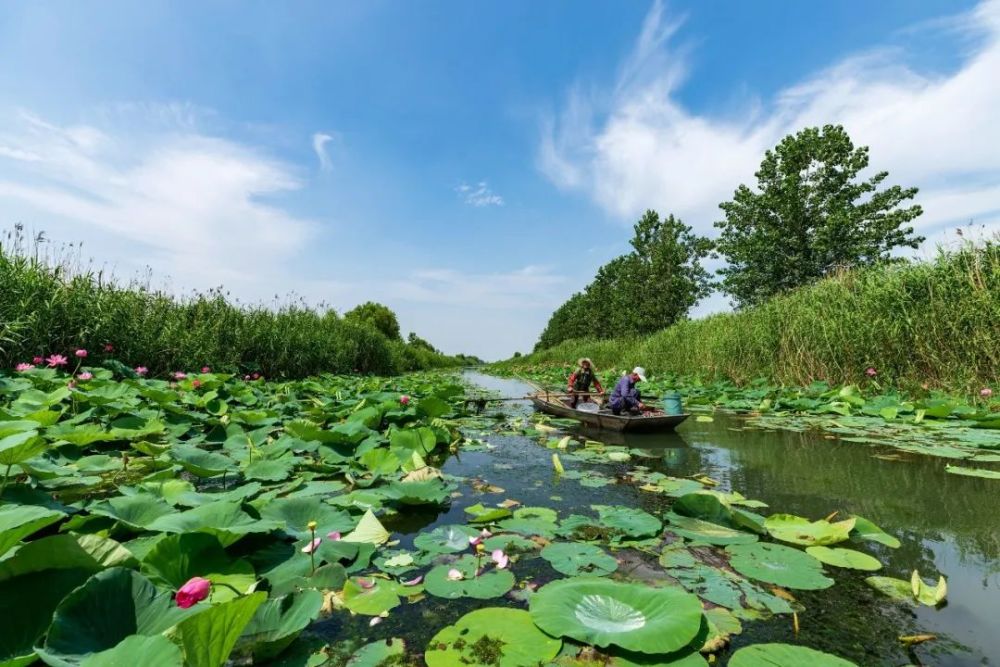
[[714, 124, 924, 308], [344, 302, 402, 341]]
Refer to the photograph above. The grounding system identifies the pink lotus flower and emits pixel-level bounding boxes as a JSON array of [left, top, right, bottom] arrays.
[[865, 367, 877, 378], [77, 372, 93, 381], [399, 395, 410, 406], [74, 349, 88, 358], [135, 366, 148, 376], [401, 575, 423, 586], [175, 577, 211, 608], [469, 535, 483, 547], [251, 372, 260, 380], [301, 538, 322, 554], [357, 578, 375, 589], [491, 549, 509, 569], [32, 356, 43, 365], [191, 379, 202, 389], [15, 363, 34, 372], [327, 531, 341, 541], [982, 388, 994, 398], [201, 366, 211, 373], [103, 344, 114, 352], [46, 354, 68, 367], [173, 371, 187, 380], [446, 568, 464, 581]]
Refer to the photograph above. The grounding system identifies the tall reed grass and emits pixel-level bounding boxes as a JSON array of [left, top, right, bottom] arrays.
[[0, 227, 466, 377], [494, 241, 1000, 394]]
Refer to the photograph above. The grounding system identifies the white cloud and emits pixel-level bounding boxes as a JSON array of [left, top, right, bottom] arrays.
[[456, 181, 504, 207], [0, 109, 315, 285], [540, 0, 1000, 251], [312, 132, 335, 171]]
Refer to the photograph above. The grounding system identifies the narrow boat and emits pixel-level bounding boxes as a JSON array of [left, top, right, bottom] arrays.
[[529, 390, 689, 433]]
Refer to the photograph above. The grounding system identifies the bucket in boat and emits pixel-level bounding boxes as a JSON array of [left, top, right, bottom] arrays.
[[662, 392, 683, 415], [577, 402, 599, 413]]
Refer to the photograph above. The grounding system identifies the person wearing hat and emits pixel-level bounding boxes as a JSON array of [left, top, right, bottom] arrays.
[[609, 367, 647, 415], [567, 358, 604, 408]]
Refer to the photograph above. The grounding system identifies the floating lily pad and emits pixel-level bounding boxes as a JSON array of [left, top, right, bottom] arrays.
[[529, 577, 704, 654], [342, 578, 401, 615], [865, 576, 915, 603], [592, 505, 662, 539], [764, 514, 855, 546], [342, 510, 390, 545], [541, 542, 618, 577], [426, 608, 561, 667], [348, 638, 406, 667], [849, 515, 900, 549], [728, 642, 858, 666], [412, 525, 480, 554], [259, 496, 355, 540], [424, 555, 515, 600], [805, 547, 881, 571], [665, 513, 757, 546], [944, 465, 1000, 479], [727, 543, 834, 590], [464, 503, 513, 524]]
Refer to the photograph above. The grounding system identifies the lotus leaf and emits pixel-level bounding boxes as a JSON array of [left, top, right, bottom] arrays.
[[145, 501, 281, 547], [911, 570, 948, 606], [342, 577, 401, 615], [764, 514, 855, 546], [592, 505, 662, 539], [541, 542, 618, 577], [805, 546, 881, 571], [944, 464, 1000, 479], [140, 533, 256, 602], [849, 515, 900, 549], [169, 445, 235, 477], [498, 516, 559, 538], [671, 493, 734, 526], [384, 479, 451, 506], [864, 575, 915, 602], [665, 562, 793, 618], [342, 509, 391, 545], [0, 504, 64, 557], [78, 635, 183, 667], [412, 524, 480, 554], [426, 608, 561, 667], [0, 534, 136, 580], [0, 429, 45, 466], [464, 503, 512, 523], [244, 459, 295, 482], [88, 495, 175, 530], [348, 638, 406, 667], [728, 643, 857, 666], [530, 577, 704, 654], [259, 496, 355, 539], [727, 543, 834, 590], [665, 513, 757, 546], [483, 533, 540, 553], [176, 592, 266, 667], [424, 555, 515, 600], [238, 590, 323, 659]]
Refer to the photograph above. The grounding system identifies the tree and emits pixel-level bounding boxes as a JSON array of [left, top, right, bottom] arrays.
[[714, 124, 924, 308], [344, 302, 402, 340], [535, 210, 712, 349], [407, 332, 439, 354]]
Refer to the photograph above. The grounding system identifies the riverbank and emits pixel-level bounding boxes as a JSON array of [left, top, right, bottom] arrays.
[[507, 240, 999, 395]]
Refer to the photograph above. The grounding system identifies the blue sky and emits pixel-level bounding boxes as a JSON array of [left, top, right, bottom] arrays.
[[1, 0, 998, 360]]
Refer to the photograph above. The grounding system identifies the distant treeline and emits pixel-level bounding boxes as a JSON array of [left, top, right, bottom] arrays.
[[497, 241, 1000, 394], [0, 228, 479, 378]]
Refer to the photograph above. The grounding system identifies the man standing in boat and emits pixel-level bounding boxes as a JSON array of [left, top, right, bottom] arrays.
[[609, 367, 647, 415], [567, 358, 604, 408]]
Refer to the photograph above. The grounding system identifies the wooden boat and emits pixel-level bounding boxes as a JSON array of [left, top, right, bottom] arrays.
[[529, 390, 689, 433]]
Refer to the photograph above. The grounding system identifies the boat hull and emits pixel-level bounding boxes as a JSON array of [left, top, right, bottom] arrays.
[[530, 395, 689, 433]]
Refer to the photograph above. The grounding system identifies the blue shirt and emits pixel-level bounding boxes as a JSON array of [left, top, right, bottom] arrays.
[[610, 375, 639, 407]]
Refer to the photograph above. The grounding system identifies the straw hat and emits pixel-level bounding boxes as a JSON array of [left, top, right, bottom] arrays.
[[577, 357, 595, 370]]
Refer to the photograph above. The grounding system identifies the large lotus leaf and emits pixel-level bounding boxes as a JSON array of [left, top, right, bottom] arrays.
[[145, 501, 282, 547], [416, 397, 451, 420], [464, 503, 512, 524], [0, 569, 94, 667], [848, 515, 900, 549], [498, 516, 559, 539], [342, 578, 401, 615], [541, 542, 618, 577], [728, 643, 857, 666], [483, 534, 540, 554], [359, 449, 402, 476], [44, 423, 110, 447], [169, 445, 235, 478], [864, 576, 914, 603], [512, 506, 559, 523], [389, 428, 436, 457], [383, 480, 451, 506], [425, 608, 561, 667], [529, 577, 704, 654], [805, 547, 881, 571], [665, 563, 793, 618], [316, 540, 376, 572], [88, 495, 175, 530], [0, 421, 42, 439], [0, 429, 45, 466], [348, 638, 406, 667], [727, 543, 834, 590], [78, 635, 183, 667], [592, 505, 662, 539], [424, 555, 515, 600], [176, 592, 266, 667], [140, 533, 256, 602], [764, 514, 855, 546], [0, 504, 64, 556], [38, 568, 203, 665], [665, 513, 757, 546], [944, 464, 1000, 479], [412, 524, 480, 554], [237, 590, 323, 659], [244, 459, 295, 482], [0, 534, 136, 581], [342, 510, 390, 545], [259, 496, 355, 539], [671, 493, 734, 526], [373, 549, 433, 576]]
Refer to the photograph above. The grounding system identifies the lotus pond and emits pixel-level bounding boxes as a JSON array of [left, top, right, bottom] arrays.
[[0, 367, 997, 666]]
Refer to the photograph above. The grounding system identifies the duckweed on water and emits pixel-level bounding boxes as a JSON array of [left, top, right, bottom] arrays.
[[0, 366, 949, 665]]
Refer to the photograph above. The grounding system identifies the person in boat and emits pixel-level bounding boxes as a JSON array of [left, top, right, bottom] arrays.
[[609, 367, 647, 415], [567, 358, 604, 408]]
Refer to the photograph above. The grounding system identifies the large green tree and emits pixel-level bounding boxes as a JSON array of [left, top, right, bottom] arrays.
[[343, 302, 402, 341], [535, 210, 712, 349], [714, 124, 924, 308]]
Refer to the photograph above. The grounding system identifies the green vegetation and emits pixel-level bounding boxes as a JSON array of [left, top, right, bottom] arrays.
[[502, 240, 1000, 393], [0, 228, 478, 377], [537, 210, 712, 350], [0, 366, 942, 665], [715, 124, 924, 308]]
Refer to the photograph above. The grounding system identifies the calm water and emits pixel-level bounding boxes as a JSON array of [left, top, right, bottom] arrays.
[[318, 373, 1000, 665]]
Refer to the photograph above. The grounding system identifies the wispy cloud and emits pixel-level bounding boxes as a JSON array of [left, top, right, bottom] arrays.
[[540, 0, 1000, 247], [0, 108, 315, 284], [455, 181, 504, 207], [312, 132, 335, 171]]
